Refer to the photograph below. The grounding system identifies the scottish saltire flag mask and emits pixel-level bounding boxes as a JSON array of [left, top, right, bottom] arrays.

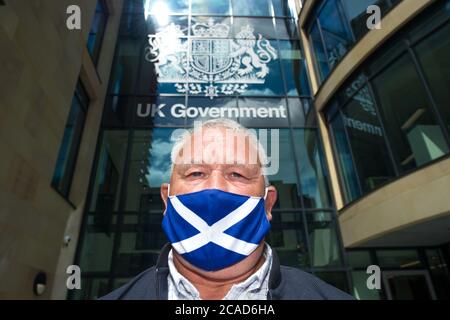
[[162, 186, 271, 271]]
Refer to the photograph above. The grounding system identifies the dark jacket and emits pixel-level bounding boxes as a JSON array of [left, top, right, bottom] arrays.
[[101, 244, 354, 300]]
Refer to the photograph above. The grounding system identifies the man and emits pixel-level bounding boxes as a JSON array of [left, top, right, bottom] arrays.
[[101, 119, 353, 300]]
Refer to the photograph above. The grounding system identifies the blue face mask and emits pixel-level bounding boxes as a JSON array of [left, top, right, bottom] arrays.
[[162, 186, 271, 271]]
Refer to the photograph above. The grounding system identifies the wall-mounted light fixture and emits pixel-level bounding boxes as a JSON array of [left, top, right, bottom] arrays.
[[33, 272, 47, 296]]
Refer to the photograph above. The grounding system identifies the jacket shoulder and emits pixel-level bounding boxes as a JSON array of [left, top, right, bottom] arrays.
[[99, 266, 157, 300], [274, 266, 354, 300]]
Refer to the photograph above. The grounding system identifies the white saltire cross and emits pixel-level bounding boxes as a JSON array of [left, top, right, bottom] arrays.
[[169, 196, 261, 256]]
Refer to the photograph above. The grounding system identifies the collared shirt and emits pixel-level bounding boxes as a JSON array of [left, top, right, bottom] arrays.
[[167, 244, 273, 300]]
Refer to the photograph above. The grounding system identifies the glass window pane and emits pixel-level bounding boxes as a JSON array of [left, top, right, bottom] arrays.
[[329, 110, 362, 203], [192, 0, 231, 14], [351, 271, 382, 300], [341, 84, 396, 193], [232, 0, 271, 16], [89, 131, 128, 212], [272, 0, 295, 17], [306, 211, 342, 267], [340, 0, 390, 40], [287, 98, 306, 127], [275, 18, 299, 39], [315, 272, 349, 292], [87, 0, 108, 64], [426, 248, 450, 299], [257, 129, 301, 209], [347, 250, 372, 269], [79, 231, 116, 272], [309, 22, 330, 82], [317, 0, 352, 69], [108, 37, 140, 95], [415, 23, 450, 135], [372, 54, 449, 172], [52, 84, 88, 197], [73, 278, 109, 300], [268, 213, 309, 268], [377, 249, 423, 269], [279, 40, 311, 96], [124, 129, 176, 212], [232, 17, 276, 39], [293, 129, 332, 208]]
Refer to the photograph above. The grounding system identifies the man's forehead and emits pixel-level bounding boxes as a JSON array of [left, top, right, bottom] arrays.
[[174, 127, 261, 165]]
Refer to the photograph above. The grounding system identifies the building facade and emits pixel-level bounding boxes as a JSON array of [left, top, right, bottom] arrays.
[[0, 0, 449, 300]]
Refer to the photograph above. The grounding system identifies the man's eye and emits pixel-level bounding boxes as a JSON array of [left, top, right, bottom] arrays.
[[188, 171, 204, 177], [231, 172, 245, 179]]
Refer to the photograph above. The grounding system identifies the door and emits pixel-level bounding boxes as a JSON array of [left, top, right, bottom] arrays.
[[382, 270, 437, 300]]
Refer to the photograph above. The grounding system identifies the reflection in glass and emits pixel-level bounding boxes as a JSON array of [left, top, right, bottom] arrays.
[[351, 271, 382, 300], [279, 40, 311, 96], [232, 17, 276, 39], [192, 0, 231, 14], [109, 37, 140, 95], [341, 85, 395, 193], [315, 272, 349, 292], [372, 54, 449, 172], [318, 0, 352, 70], [415, 23, 450, 135], [377, 250, 422, 269], [293, 129, 332, 208], [268, 212, 309, 268], [309, 22, 330, 82], [88, 130, 128, 220], [259, 129, 301, 209], [124, 129, 176, 212], [330, 112, 362, 203], [306, 212, 342, 267], [231, 0, 271, 16]]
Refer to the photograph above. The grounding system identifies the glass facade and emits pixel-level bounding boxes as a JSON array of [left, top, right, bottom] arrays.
[[306, 0, 402, 83], [347, 245, 450, 300], [325, 1, 450, 204], [72, 0, 348, 299]]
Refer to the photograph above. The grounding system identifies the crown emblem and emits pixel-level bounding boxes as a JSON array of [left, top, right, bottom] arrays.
[[191, 18, 230, 38]]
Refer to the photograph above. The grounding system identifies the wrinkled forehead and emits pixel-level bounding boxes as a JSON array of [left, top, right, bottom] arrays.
[[174, 127, 261, 166]]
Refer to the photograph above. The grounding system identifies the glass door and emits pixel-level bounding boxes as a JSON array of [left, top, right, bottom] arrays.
[[382, 270, 437, 300]]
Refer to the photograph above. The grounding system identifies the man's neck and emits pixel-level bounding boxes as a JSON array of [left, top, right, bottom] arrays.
[[172, 243, 266, 300]]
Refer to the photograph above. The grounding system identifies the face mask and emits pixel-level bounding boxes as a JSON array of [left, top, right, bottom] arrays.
[[162, 186, 271, 271]]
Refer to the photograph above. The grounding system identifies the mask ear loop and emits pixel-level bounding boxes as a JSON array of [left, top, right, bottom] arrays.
[[167, 184, 171, 198], [263, 187, 269, 200]]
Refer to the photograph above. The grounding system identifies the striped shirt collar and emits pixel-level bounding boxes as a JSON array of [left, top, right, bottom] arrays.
[[167, 244, 273, 300]]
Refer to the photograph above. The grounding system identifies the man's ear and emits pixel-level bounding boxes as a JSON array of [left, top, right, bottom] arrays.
[[264, 185, 277, 221], [160, 183, 169, 214]]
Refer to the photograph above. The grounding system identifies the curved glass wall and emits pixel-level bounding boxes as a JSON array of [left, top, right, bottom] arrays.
[[72, 0, 348, 299], [325, 1, 450, 204], [306, 0, 402, 83]]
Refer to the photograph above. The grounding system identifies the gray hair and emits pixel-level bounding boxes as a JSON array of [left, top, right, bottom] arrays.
[[170, 118, 269, 186]]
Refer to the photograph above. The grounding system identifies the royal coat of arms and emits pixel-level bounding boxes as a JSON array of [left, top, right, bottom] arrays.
[[145, 18, 277, 99]]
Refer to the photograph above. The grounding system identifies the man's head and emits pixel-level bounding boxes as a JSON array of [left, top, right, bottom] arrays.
[[160, 118, 277, 221]]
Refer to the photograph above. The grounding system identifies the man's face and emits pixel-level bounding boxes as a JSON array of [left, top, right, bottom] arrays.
[[161, 127, 277, 219]]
